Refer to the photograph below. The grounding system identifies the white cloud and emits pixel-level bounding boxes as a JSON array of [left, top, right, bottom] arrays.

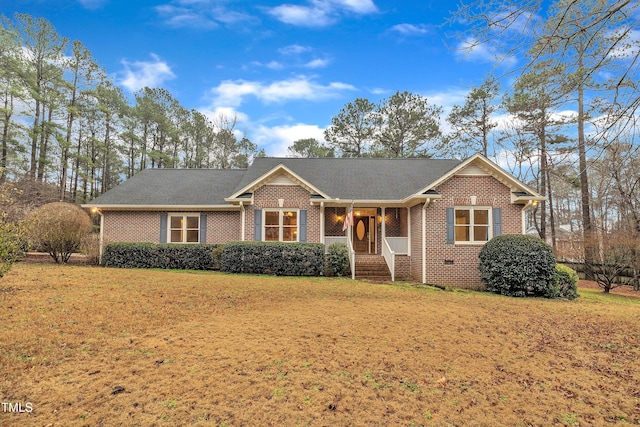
[[268, 0, 378, 27], [77, 0, 108, 9], [338, 0, 377, 14], [253, 123, 327, 156], [118, 54, 176, 92], [303, 58, 331, 68], [455, 37, 517, 67], [155, 0, 255, 29], [210, 76, 356, 107], [279, 44, 313, 55], [269, 3, 333, 27], [389, 23, 431, 36]]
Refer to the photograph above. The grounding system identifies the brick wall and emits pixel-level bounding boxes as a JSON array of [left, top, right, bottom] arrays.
[[418, 175, 523, 290], [103, 210, 241, 244], [247, 185, 322, 243], [103, 211, 162, 244], [207, 211, 241, 243]]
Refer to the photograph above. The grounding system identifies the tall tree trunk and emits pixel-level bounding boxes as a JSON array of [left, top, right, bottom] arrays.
[[101, 113, 111, 194], [37, 103, 52, 182], [547, 166, 557, 253], [0, 91, 12, 184], [577, 41, 595, 280], [539, 128, 547, 241], [72, 127, 82, 203], [29, 96, 41, 181]]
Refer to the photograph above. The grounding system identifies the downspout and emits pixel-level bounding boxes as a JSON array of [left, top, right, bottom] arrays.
[[320, 202, 325, 244], [240, 201, 245, 241], [421, 199, 431, 284], [96, 208, 104, 264]]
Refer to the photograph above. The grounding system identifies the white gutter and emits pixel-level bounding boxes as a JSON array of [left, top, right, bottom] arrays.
[[81, 204, 241, 211], [320, 201, 325, 244]]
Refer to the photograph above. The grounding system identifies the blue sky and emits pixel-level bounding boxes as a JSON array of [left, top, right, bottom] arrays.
[[4, 0, 513, 156]]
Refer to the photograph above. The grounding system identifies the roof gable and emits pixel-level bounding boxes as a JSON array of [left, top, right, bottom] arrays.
[[227, 163, 330, 200], [412, 154, 544, 201]]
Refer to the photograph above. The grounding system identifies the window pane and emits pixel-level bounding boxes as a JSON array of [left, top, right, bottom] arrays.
[[186, 230, 199, 242], [455, 210, 470, 225], [170, 216, 182, 228], [170, 230, 182, 243], [474, 209, 489, 225], [455, 225, 470, 241], [283, 212, 297, 226], [186, 216, 199, 229], [282, 227, 296, 241], [265, 211, 279, 226], [474, 225, 489, 241], [265, 226, 279, 241]]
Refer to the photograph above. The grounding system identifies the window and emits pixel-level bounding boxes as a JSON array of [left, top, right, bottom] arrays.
[[264, 210, 298, 242], [454, 208, 490, 243], [169, 214, 200, 243]]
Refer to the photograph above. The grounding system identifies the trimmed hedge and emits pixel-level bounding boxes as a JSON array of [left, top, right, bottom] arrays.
[[221, 241, 325, 276], [102, 243, 219, 270], [478, 234, 556, 297]]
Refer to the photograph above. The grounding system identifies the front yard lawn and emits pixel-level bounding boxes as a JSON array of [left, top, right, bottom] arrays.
[[1, 264, 639, 426]]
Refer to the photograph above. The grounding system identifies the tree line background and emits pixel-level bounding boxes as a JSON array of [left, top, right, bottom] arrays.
[[1, 2, 639, 282]]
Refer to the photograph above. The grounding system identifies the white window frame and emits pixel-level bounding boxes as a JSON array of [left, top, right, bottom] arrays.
[[263, 209, 299, 242], [168, 213, 200, 244], [454, 207, 492, 244]]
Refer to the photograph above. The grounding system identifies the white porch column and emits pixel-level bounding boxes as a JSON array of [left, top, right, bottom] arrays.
[[407, 206, 411, 256], [381, 207, 386, 243]]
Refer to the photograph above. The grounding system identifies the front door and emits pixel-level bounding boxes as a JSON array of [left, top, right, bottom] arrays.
[[352, 210, 376, 254]]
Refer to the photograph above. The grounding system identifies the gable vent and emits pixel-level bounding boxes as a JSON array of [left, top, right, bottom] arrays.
[[455, 164, 489, 176], [267, 174, 298, 186]]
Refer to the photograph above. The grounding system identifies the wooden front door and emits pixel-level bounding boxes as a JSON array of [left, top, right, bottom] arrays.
[[353, 213, 376, 254]]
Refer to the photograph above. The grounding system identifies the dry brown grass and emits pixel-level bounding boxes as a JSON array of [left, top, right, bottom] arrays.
[[1, 264, 639, 427]]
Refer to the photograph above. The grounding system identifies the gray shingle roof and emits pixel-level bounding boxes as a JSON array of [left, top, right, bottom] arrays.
[[234, 157, 461, 200], [86, 168, 247, 206], [86, 158, 462, 207]]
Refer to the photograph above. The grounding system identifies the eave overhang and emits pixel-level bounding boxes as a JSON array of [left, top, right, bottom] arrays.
[[81, 204, 241, 212]]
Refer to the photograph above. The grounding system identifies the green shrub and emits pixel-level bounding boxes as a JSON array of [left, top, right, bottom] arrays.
[[211, 245, 224, 270], [478, 234, 556, 297], [0, 222, 25, 278], [548, 264, 580, 300], [221, 241, 325, 276], [325, 242, 350, 277], [26, 202, 92, 263], [102, 243, 218, 270]]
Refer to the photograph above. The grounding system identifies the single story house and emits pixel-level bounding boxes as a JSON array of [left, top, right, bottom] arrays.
[[83, 154, 545, 289]]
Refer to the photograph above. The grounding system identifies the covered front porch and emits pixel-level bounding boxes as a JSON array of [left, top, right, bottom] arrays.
[[321, 205, 411, 281]]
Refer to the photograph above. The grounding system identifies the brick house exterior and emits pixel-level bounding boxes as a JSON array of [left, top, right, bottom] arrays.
[[84, 154, 544, 289]]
